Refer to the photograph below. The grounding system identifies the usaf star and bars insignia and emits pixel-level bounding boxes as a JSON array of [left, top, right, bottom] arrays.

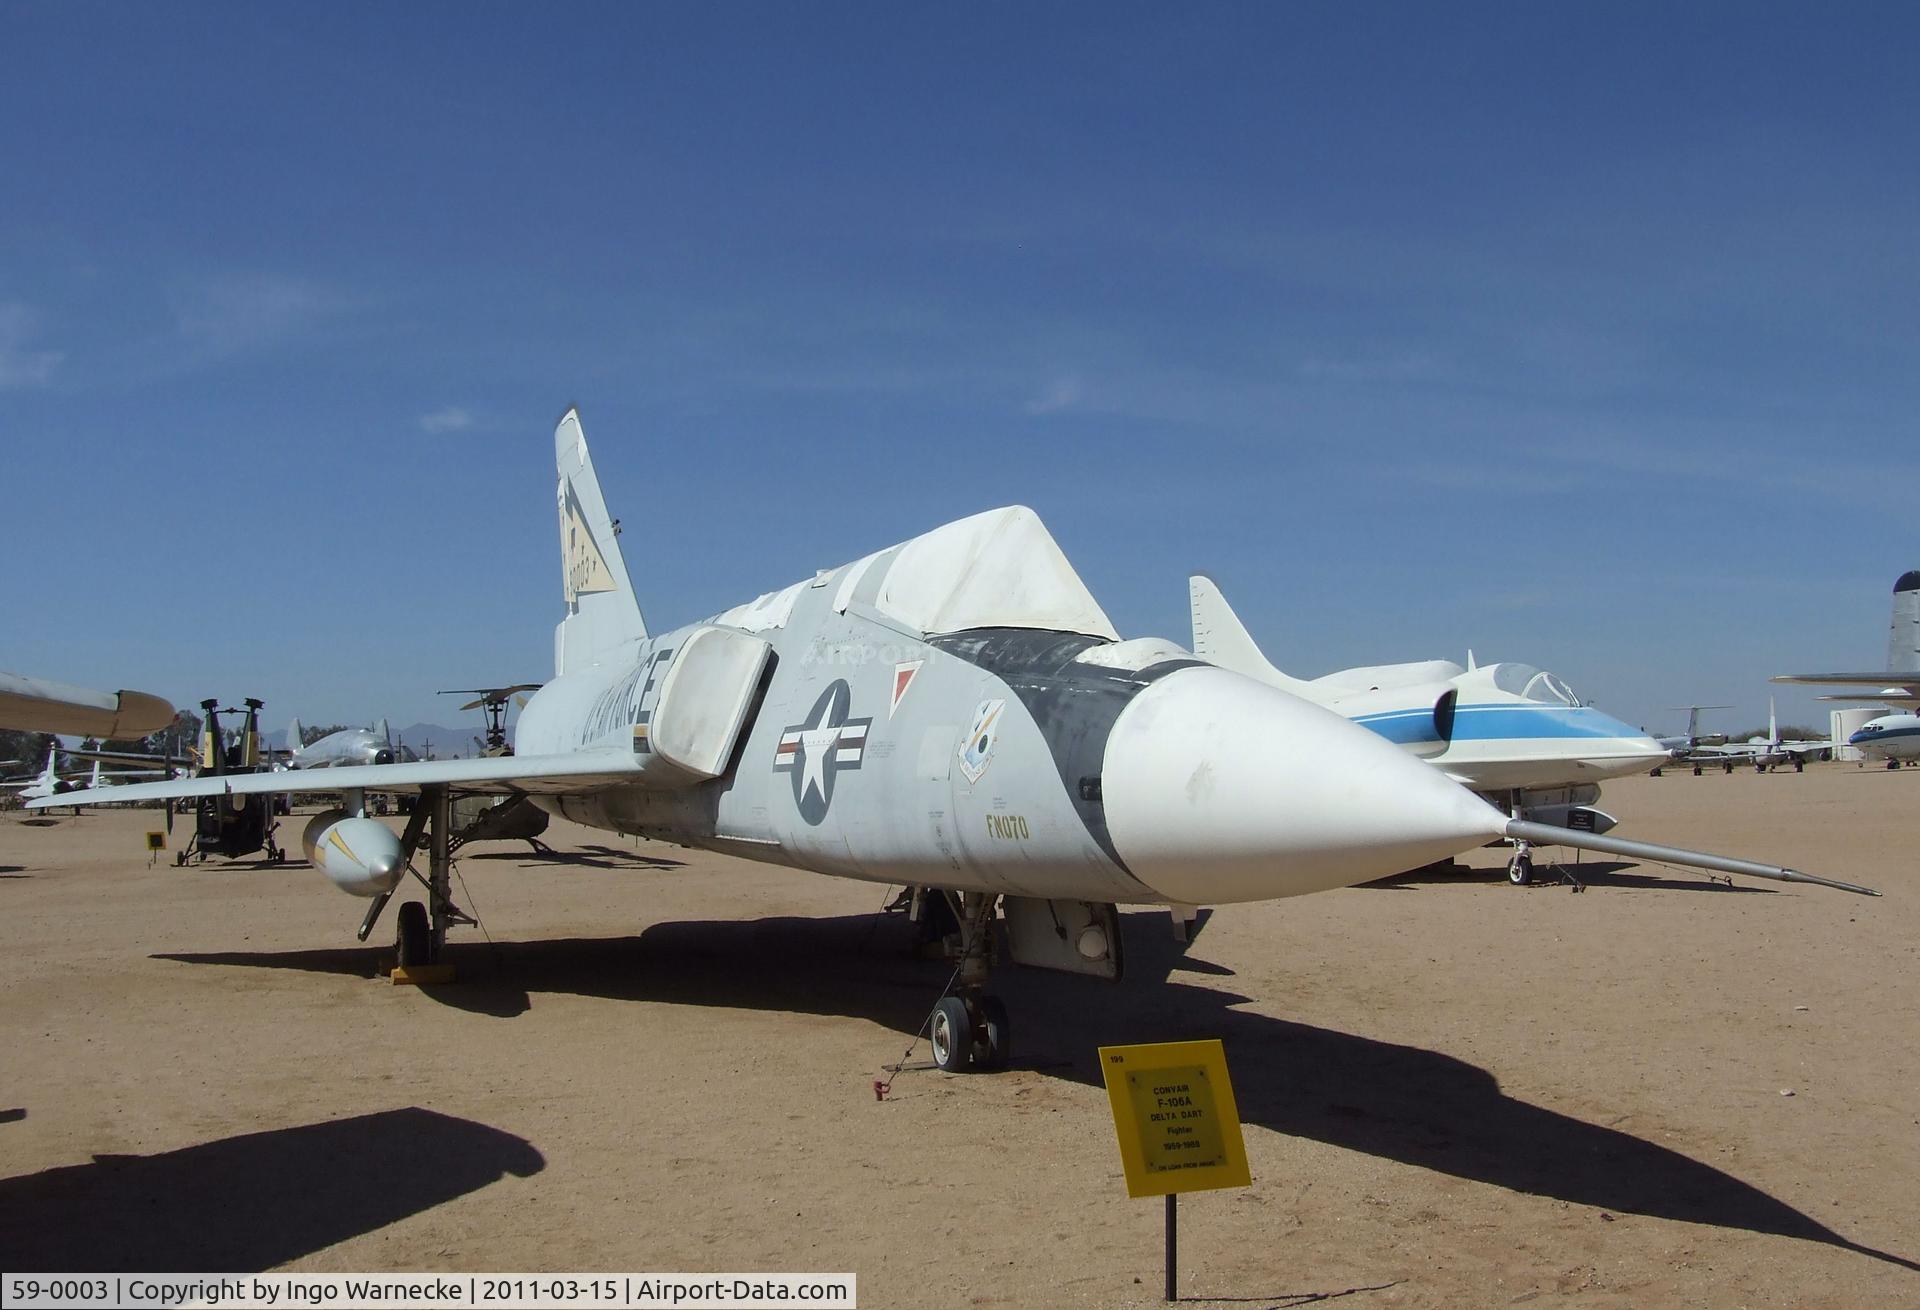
[[774, 680, 872, 825]]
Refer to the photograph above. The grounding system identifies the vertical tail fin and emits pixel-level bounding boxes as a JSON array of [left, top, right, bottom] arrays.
[[288, 718, 304, 755], [376, 717, 390, 743], [1888, 571, 1920, 674], [1769, 697, 1779, 746], [1685, 706, 1700, 743], [554, 407, 647, 675], [1188, 575, 1314, 694]]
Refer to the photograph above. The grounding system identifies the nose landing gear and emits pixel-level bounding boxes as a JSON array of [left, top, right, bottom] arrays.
[[1507, 846, 1534, 886], [928, 892, 1013, 1073], [930, 993, 1011, 1073]]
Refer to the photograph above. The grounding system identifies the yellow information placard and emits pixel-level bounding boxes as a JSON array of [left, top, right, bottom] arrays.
[[145, 831, 166, 852], [1098, 1039, 1251, 1198]]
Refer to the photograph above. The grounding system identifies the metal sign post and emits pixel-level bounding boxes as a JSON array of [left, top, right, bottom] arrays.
[[1165, 1193, 1178, 1302], [1099, 1039, 1251, 1302]]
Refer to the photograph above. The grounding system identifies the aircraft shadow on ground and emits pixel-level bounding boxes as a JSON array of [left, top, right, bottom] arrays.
[[1361, 859, 1779, 894], [465, 845, 688, 871], [0, 1107, 543, 1271], [154, 913, 1912, 1271]]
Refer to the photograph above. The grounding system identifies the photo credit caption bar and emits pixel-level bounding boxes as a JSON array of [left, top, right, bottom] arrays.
[[1, 1274, 857, 1310]]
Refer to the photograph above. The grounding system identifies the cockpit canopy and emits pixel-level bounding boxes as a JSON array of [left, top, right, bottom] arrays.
[[714, 506, 1121, 640], [1488, 662, 1583, 707]]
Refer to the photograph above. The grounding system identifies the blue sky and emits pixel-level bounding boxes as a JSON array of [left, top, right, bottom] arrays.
[[5, 3, 1917, 740]]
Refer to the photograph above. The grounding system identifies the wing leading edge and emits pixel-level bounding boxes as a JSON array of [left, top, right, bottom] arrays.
[[25, 749, 645, 809]]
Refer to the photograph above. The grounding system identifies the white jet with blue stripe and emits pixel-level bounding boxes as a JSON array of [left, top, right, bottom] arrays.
[[1189, 575, 1670, 844]]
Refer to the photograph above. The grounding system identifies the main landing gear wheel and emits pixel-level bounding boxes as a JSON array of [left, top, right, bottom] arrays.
[[396, 900, 431, 969], [929, 994, 1012, 1073], [1692, 764, 1703, 776], [1508, 852, 1534, 886]]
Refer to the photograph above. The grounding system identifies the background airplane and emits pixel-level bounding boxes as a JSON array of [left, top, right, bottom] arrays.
[[3, 745, 78, 803], [1189, 574, 1668, 883], [280, 718, 402, 769], [1653, 705, 1732, 758], [1773, 571, 1920, 710], [58, 756, 169, 807], [42, 409, 1876, 1073], [1847, 712, 1920, 768], [1681, 699, 1830, 773]]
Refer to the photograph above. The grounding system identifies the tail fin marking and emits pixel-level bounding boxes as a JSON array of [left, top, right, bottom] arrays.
[[554, 407, 647, 676]]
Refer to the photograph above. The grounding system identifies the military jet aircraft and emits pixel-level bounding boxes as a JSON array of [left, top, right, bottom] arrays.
[[1188, 575, 1669, 883], [3, 745, 78, 803], [40, 409, 1878, 1071]]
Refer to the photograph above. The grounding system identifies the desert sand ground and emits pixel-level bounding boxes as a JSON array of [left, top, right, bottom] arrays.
[[2, 767, 1917, 1308]]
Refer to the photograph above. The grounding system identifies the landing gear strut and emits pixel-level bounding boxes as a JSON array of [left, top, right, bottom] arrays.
[[929, 892, 1012, 1073], [360, 785, 474, 970]]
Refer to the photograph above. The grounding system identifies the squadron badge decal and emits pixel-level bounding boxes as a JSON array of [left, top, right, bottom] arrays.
[[958, 698, 1007, 785], [774, 680, 872, 825]]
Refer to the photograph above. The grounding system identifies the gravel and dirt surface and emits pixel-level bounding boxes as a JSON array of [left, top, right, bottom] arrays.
[[2, 767, 1916, 1307]]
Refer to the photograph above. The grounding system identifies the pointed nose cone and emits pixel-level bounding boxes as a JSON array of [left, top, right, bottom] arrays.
[[1104, 666, 1506, 904]]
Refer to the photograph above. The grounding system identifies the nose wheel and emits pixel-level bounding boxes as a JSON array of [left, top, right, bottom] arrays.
[[1507, 848, 1534, 886]]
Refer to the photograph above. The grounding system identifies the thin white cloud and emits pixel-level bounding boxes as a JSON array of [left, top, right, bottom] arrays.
[[418, 406, 474, 434], [170, 273, 344, 360], [0, 302, 64, 389], [1024, 374, 1084, 415], [1298, 351, 1451, 385]]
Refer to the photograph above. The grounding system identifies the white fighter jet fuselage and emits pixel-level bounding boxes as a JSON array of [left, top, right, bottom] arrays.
[[510, 524, 1500, 909]]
